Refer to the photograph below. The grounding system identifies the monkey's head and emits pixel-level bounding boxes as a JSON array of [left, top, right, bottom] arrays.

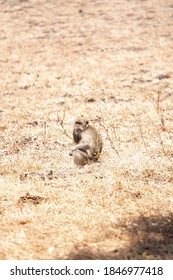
[[73, 117, 89, 143]]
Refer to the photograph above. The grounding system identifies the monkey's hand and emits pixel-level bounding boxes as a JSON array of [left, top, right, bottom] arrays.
[[69, 149, 74, 156]]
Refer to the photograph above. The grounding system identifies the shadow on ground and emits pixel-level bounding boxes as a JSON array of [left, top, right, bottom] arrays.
[[63, 214, 173, 260]]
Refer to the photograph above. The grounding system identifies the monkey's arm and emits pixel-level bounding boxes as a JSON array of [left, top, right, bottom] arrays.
[[69, 143, 90, 156]]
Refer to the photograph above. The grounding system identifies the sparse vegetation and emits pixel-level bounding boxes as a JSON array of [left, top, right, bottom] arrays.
[[0, 0, 173, 260]]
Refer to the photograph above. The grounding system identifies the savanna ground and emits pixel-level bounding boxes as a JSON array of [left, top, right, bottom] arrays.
[[0, 0, 173, 260]]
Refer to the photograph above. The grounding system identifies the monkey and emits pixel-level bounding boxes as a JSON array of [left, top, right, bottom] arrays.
[[69, 117, 103, 166]]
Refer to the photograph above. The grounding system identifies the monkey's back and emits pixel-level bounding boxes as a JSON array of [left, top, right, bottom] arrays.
[[83, 125, 103, 159]]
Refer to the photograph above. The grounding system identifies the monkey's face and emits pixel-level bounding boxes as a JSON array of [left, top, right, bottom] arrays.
[[73, 118, 89, 143]]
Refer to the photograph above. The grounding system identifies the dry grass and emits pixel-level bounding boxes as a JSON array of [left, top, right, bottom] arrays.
[[0, 0, 173, 260]]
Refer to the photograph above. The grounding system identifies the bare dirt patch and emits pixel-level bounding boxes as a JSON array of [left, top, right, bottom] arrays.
[[0, 0, 173, 259]]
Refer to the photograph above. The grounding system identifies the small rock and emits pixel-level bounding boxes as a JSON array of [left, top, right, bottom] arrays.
[[87, 97, 96, 103], [156, 73, 170, 80]]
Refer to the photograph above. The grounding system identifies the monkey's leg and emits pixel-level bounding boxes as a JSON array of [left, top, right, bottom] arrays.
[[74, 143, 90, 152], [73, 150, 89, 166], [69, 143, 90, 156]]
